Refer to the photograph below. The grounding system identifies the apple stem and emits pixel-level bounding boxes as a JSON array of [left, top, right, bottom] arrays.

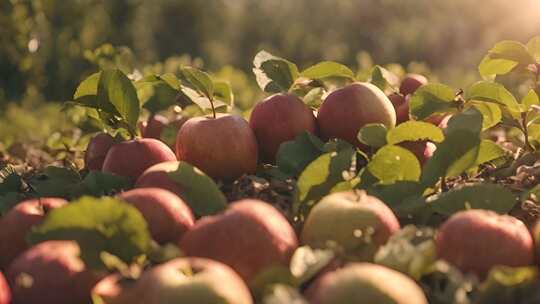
[[209, 96, 216, 119]]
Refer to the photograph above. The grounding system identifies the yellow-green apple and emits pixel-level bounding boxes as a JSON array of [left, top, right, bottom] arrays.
[[0, 197, 67, 269], [102, 138, 176, 181], [117, 188, 194, 244], [249, 93, 317, 162], [140, 114, 169, 140], [132, 257, 253, 304], [399, 74, 427, 96], [180, 199, 298, 282], [91, 274, 138, 304], [436, 209, 534, 278], [176, 115, 258, 180], [7, 240, 102, 304], [305, 263, 428, 304], [84, 133, 115, 171], [301, 190, 400, 260], [398, 141, 437, 165], [317, 83, 396, 149], [0, 272, 10, 304], [135, 161, 183, 198]]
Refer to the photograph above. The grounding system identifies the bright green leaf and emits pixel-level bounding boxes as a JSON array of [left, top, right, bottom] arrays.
[[471, 102, 502, 130], [357, 123, 388, 148], [180, 67, 215, 100], [74, 72, 101, 100], [465, 81, 520, 113], [409, 83, 457, 120], [300, 61, 355, 80], [370, 65, 399, 91], [98, 69, 141, 131], [386, 121, 444, 144], [213, 80, 234, 106], [368, 145, 421, 184], [523, 89, 540, 108]]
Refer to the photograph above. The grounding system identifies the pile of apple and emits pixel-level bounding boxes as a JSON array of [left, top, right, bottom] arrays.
[[0, 73, 537, 304]]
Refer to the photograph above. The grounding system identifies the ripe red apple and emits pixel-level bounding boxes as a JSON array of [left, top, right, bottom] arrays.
[[84, 133, 115, 171], [135, 161, 183, 198], [317, 82, 396, 149], [180, 199, 298, 282], [92, 274, 138, 304], [249, 93, 317, 162], [398, 141, 437, 165], [0, 272, 10, 304], [388, 93, 410, 124], [0, 197, 67, 269], [102, 138, 176, 181], [140, 115, 169, 139], [117, 188, 194, 244], [436, 209, 534, 278], [399, 73, 428, 96], [301, 190, 400, 260], [176, 115, 258, 180], [305, 263, 428, 304], [7, 240, 102, 304], [133, 257, 253, 304]]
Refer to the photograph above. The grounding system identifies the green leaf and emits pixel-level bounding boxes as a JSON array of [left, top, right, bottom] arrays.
[[386, 121, 444, 144], [367, 145, 421, 184], [431, 184, 517, 215], [0, 165, 22, 195], [471, 102, 502, 130], [78, 171, 131, 198], [366, 181, 428, 219], [479, 40, 536, 78], [303, 87, 325, 108], [167, 162, 227, 217], [98, 69, 141, 131], [300, 61, 355, 80], [444, 107, 484, 135], [357, 123, 388, 148], [473, 140, 507, 167], [136, 75, 179, 113], [74, 72, 101, 100], [527, 36, 540, 61], [253, 50, 299, 93], [478, 56, 519, 78], [213, 80, 234, 106], [29, 196, 151, 269], [370, 65, 399, 91], [409, 83, 457, 120], [465, 81, 521, 113], [290, 246, 335, 285], [28, 166, 82, 198], [180, 67, 214, 100], [523, 89, 540, 108], [476, 266, 540, 304], [276, 132, 325, 177]]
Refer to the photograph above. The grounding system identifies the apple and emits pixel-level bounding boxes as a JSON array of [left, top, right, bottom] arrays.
[[0, 272, 10, 304], [301, 190, 400, 260], [117, 188, 194, 244], [249, 93, 317, 162], [305, 263, 428, 304], [140, 114, 169, 140], [317, 82, 396, 149], [102, 138, 176, 181], [0, 197, 67, 269], [399, 73, 428, 96], [135, 161, 183, 198], [388, 93, 410, 124], [84, 133, 115, 171], [180, 199, 298, 282], [398, 141, 437, 165], [133, 257, 253, 304], [176, 115, 258, 180], [92, 274, 138, 304], [436, 209, 534, 278], [7, 240, 102, 304]]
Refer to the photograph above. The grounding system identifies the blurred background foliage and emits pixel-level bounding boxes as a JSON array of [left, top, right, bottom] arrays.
[[1, 0, 540, 145]]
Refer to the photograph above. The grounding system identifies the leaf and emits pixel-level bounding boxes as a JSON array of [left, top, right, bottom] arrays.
[[471, 102, 502, 130], [0, 165, 22, 195], [367, 182, 428, 219], [357, 123, 388, 148], [367, 145, 421, 184], [300, 61, 355, 80], [476, 266, 540, 304], [431, 184, 516, 216], [523, 89, 540, 108], [444, 107, 484, 135], [386, 121, 444, 144], [473, 140, 507, 167], [167, 162, 227, 217], [253, 50, 299, 93], [213, 80, 234, 106], [303, 87, 325, 108], [479, 56, 519, 78], [180, 67, 214, 100], [479, 40, 536, 77], [74, 72, 101, 100], [261, 284, 308, 304], [29, 196, 151, 269], [28, 166, 82, 198], [465, 81, 521, 113], [136, 75, 179, 113], [409, 83, 457, 120], [98, 69, 141, 131], [276, 132, 326, 177], [78, 171, 131, 197], [370, 65, 399, 91], [527, 36, 540, 61], [290, 246, 335, 285]]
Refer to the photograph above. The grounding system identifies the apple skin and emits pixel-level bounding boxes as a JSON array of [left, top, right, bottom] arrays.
[[84, 133, 115, 171], [117, 188, 194, 244], [140, 115, 169, 140], [0, 197, 67, 269], [91, 274, 138, 304], [0, 272, 10, 304], [301, 190, 400, 260], [135, 161, 183, 198], [436, 209, 534, 278], [398, 141, 437, 165], [249, 93, 317, 162], [7, 241, 102, 304], [317, 82, 396, 149], [133, 257, 253, 304], [180, 199, 298, 282], [399, 73, 428, 96], [388, 93, 410, 124], [176, 115, 258, 180], [305, 263, 428, 304], [102, 138, 176, 181]]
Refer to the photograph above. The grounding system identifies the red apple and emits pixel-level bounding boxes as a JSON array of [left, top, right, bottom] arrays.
[[398, 141, 437, 165], [84, 133, 115, 171], [7, 240, 102, 304], [0, 272, 10, 304], [399, 73, 428, 96], [102, 138, 176, 181], [436, 209, 534, 278], [91, 274, 138, 304], [305, 263, 428, 304], [133, 257, 253, 304], [117, 188, 194, 244], [301, 190, 400, 260], [0, 197, 67, 269], [135, 161, 183, 198], [317, 82, 396, 149], [180, 199, 298, 282], [388, 93, 410, 124], [176, 115, 258, 180], [249, 93, 317, 162], [140, 115, 169, 139]]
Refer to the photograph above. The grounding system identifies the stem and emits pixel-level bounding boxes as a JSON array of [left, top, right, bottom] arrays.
[[209, 96, 216, 119], [521, 112, 535, 152]]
